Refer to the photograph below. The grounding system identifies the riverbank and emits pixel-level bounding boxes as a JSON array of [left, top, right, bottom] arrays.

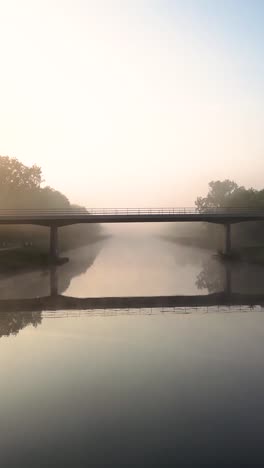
[[218, 246, 264, 264], [0, 235, 109, 274], [163, 235, 264, 265], [160, 235, 214, 251], [0, 248, 68, 273]]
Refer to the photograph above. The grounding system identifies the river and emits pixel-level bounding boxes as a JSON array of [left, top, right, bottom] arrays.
[[1, 231, 264, 467]]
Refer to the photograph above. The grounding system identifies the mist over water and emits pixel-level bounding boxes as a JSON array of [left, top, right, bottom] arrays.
[[1, 231, 264, 467], [1, 227, 264, 300], [66, 233, 212, 298]]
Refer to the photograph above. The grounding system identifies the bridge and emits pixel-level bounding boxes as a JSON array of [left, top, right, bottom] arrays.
[[0, 207, 264, 259], [0, 292, 264, 313], [0, 258, 249, 313], [1, 291, 263, 339]]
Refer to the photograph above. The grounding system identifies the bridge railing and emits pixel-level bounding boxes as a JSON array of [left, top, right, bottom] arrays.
[[0, 207, 263, 217], [0, 207, 199, 216], [83, 207, 264, 216]]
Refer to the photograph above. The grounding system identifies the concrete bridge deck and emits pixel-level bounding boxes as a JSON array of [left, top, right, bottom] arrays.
[[0, 207, 264, 258], [0, 207, 263, 225]]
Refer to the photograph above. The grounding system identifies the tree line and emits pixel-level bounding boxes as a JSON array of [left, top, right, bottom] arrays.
[[196, 180, 264, 249], [195, 180, 264, 212], [169, 180, 264, 251], [0, 156, 101, 251]]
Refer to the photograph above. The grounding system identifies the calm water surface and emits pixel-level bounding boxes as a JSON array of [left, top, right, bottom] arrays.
[[1, 233, 264, 467]]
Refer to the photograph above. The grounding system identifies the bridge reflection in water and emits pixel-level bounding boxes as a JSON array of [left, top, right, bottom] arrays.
[[1, 260, 264, 340], [1, 293, 264, 313], [0, 264, 264, 313]]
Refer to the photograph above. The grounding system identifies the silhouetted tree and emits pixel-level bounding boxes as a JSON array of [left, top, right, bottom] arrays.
[[0, 156, 43, 208], [194, 180, 264, 249], [0, 155, 102, 250], [195, 180, 240, 212], [0, 156, 42, 189], [170, 180, 264, 251]]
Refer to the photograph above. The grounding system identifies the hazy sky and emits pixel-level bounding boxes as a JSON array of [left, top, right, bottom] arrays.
[[0, 0, 263, 207]]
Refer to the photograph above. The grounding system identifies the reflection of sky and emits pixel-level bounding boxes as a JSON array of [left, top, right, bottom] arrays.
[[1, 311, 264, 466], [0, 242, 101, 299], [66, 237, 211, 297], [2, 236, 264, 301]]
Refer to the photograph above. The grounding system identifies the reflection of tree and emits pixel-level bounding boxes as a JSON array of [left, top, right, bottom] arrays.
[[0, 242, 104, 338], [56, 243, 101, 294], [0, 242, 102, 299], [196, 259, 226, 293], [0, 311, 41, 338], [197, 258, 264, 295]]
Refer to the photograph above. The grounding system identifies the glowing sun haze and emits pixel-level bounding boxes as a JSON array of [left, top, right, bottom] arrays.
[[0, 0, 263, 207]]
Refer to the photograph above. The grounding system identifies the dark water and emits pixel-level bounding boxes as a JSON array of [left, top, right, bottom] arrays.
[[1, 233, 264, 467]]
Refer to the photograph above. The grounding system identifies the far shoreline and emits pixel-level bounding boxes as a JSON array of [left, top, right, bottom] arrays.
[[162, 235, 264, 265], [0, 234, 110, 275]]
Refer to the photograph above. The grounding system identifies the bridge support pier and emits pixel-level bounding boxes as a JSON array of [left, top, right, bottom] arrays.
[[50, 225, 59, 261], [50, 266, 58, 296], [224, 223, 231, 255], [224, 262, 232, 295]]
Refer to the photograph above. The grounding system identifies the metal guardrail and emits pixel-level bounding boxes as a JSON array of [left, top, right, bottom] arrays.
[[0, 207, 263, 217], [43, 305, 263, 318], [1, 292, 264, 312]]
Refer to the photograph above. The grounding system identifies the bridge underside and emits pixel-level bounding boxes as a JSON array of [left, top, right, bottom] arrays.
[[0, 214, 263, 226], [48, 220, 233, 259], [0, 211, 263, 260]]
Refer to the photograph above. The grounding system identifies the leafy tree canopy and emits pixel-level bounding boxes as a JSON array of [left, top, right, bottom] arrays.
[[0, 156, 42, 190], [0, 156, 70, 209], [0, 155, 101, 249], [195, 180, 240, 211], [195, 180, 264, 212]]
